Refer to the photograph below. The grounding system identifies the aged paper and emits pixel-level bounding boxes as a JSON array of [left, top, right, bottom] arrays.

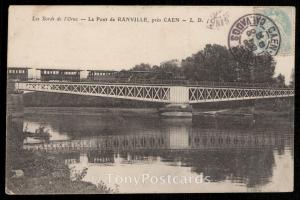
[[6, 6, 294, 194]]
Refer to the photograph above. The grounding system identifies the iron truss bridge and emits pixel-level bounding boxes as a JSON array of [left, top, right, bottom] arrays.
[[15, 82, 294, 104]]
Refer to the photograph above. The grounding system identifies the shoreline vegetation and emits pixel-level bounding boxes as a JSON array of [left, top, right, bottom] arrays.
[[6, 116, 116, 194], [6, 151, 115, 194]]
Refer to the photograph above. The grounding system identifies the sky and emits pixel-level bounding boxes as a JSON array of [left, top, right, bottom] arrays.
[[8, 6, 295, 83]]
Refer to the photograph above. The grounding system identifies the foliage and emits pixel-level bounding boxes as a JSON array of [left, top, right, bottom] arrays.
[[274, 73, 285, 87], [97, 180, 119, 194], [130, 63, 152, 71], [128, 44, 284, 86], [70, 167, 88, 181], [6, 151, 114, 194]]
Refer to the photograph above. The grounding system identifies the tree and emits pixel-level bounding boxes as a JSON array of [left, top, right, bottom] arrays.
[[182, 44, 239, 82], [252, 55, 276, 83], [130, 63, 152, 71], [127, 44, 278, 85], [274, 73, 285, 87], [158, 59, 181, 75]]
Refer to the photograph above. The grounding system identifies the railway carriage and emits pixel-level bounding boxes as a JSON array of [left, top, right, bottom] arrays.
[[8, 67, 31, 81], [37, 69, 82, 82], [87, 70, 118, 82]]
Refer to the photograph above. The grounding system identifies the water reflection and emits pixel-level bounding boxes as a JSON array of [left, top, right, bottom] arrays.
[[20, 110, 293, 192]]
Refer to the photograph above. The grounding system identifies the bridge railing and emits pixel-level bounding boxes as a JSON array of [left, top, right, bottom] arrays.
[[83, 78, 289, 88]]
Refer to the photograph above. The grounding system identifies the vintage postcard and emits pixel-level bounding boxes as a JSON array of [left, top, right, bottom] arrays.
[[6, 6, 295, 194]]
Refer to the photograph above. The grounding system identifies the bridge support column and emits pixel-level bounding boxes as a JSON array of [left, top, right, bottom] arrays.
[[169, 86, 189, 104]]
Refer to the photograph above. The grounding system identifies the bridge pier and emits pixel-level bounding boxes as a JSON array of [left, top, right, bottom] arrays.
[[158, 103, 193, 117]]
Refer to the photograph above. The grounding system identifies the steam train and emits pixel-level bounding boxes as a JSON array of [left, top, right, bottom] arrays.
[[7, 67, 184, 83]]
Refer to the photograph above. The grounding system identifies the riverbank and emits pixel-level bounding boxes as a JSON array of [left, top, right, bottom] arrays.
[[23, 105, 294, 118], [24, 106, 158, 116], [6, 150, 115, 194], [6, 116, 115, 194]]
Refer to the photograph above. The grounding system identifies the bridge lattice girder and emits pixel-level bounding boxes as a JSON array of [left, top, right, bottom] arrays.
[[16, 82, 294, 104]]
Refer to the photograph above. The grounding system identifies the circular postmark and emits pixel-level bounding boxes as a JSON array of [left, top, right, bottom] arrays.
[[228, 14, 281, 65]]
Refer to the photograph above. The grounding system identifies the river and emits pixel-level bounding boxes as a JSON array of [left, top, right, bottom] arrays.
[[6, 107, 294, 193]]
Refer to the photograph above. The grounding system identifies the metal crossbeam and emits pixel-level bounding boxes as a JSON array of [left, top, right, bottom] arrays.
[[188, 87, 294, 103]]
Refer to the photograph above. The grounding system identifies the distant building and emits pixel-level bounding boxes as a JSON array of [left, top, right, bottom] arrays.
[[7, 67, 31, 81], [37, 68, 82, 82]]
